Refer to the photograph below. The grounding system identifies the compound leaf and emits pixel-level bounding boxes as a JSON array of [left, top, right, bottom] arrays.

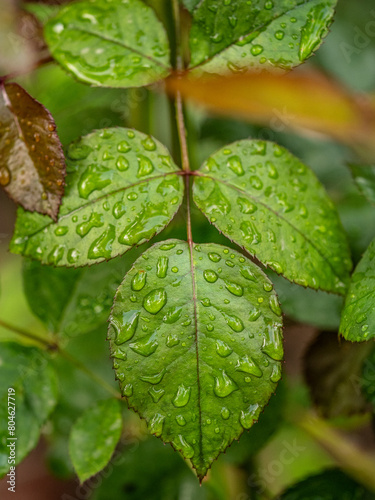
[[10, 128, 184, 267], [0, 82, 65, 220], [0, 342, 58, 477], [23, 256, 134, 338], [189, 0, 337, 74], [349, 164, 375, 206], [69, 399, 122, 483], [193, 140, 351, 295], [340, 237, 375, 342], [108, 239, 283, 480], [44, 0, 171, 88]]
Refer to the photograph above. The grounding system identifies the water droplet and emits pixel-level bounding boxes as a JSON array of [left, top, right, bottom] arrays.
[[163, 306, 182, 324], [173, 435, 194, 458], [140, 368, 166, 384], [171, 266, 179, 273], [270, 363, 282, 383], [143, 288, 167, 314], [356, 313, 367, 324], [269, 295, 282, 317], [88, 225, 115, 260], [267, 261, 284, 274], [250, 175, 263, 190], [201, 298, 211, 307], [54, 226, 68, 236], [48, 245, 64, 265], [137, 155, 154, 177], [275, 30, 284, 40], [123, 384, 133, 397], [263, 282, 273, 292], [176, 415, 186, 426], [224, 280, 243, 296], [148, 413, 165, 436], [131, 270, 147, 291], [0, 166, 11, 186], [227, 155, 244, 176], [204, 269, 218, 283], [141, 136, 156, 151], [156, 256, 169, 278], [78, 165, 111, 199], [166, 334, 180, 347], [240, 221, 262, 245], [240, 404, 259, 429], [148, 387, 164, 403], [130, 331, 158, 357], [221, 311, 244, 332], [221, 407, 230, 419], [173, 384, 191, 407], [116, 156, 129, 171], [249, 308, 261, 321], [76, 212, 103, 237], [262, 327, 283, 361], [214, 370, 238, 398], [236, 355, 263, 377], [67, 249, 79, 264], [113, 201, 126, 219], [112, 310, 140, 344], [208, 252, 221, 262], [237, 197, 257, 214], [264, 0, 273, 9], [117, 140, 131, 153], [216, 339, 233, 357], [205, 184, 231, 215], [251, 44, 264, 56]]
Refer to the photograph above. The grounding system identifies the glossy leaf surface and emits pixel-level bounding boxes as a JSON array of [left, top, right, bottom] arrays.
[[349, 164, 375, 205], [193, 140, 351, 295], [189, 0, 337, 74], [0, 343, 58, 476], [280, 469, 374, 500], [23, 256, 133, 337], [10, 128, 184, 267], [340, 237, 375, 341], [44, 0, 171, 88], [108, 240, 283, 479], [69, 399, 122, 483], [0, 82, 65, 220]]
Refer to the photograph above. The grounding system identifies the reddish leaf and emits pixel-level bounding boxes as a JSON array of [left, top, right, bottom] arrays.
[[0, 82, 65, 220]]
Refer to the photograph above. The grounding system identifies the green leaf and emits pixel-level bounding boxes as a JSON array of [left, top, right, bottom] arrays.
[[44, 0, 171, 88], [10, 128, 184, 267], [69, 399, 122, 483], [0, 342, 58, 476], [340, 237, 375, 341], [108, 239, 283, 480], [193, 140, 351, 295], [279, 468, 374, 500], [0, 82, 66, 220], [23, 255, 134, 338], [304, 332, 371, 418], [189, 0, 337, 74], [349, 164, 375, 205]]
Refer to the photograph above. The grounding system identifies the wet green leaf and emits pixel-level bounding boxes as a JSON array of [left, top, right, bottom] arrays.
[[349, 164, 375, 206], [69, 399, 122, 483], [23, 255, 134, 338], [340, 237, 375, 341], [0, 342, 58, 477], [0, 82, 66, 220], [44, 0, 171, 88], [108, 239, 283, 480], [189, 0, 337, 74], [280, 468, 374, 499], [193, 140, 352, 295], [10, 128, 184, 267]]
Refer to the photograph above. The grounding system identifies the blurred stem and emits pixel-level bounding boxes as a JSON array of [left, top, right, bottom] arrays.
[[297, 411, 375, 492], [0, 318, 121, 399]]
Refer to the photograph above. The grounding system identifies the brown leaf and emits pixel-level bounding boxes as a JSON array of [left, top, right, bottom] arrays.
[[166, 71, 375, 151], [0, 82, 66, 220]]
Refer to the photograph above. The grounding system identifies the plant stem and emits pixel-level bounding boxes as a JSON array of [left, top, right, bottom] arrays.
[[0, 318, 121, 399]]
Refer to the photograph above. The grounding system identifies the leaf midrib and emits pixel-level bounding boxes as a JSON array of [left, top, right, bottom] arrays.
[[190, 0, 317, 69], [197, 172, 347, 285]]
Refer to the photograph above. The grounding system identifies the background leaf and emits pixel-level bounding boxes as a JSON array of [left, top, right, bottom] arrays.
[[69, 398, 122, 483], [44, 0, 171, 88], [0, 342, 58, 477], [340, 237, 375, 341], [193, 139, 352, 295], [189, 0, 337, 74], [23, 254, 136, 338], [108, 239, 283, 479], [0, 82, 66, 220], [10, 128, 184, 267], [349, 164, 375, 205], [279, 468, 375, 500]]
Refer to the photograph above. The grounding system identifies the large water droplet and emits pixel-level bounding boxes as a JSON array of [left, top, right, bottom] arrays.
[[163, 306, 182, 324], [221, 407, 230, 419], [76, 212, 103, 237], [224, 280, 243, 296], [156, 256, 169, 278], [129, 332, 158, 357], [123, 384, 133, 397], [173, 435, 194, 459], [148, 387, 164, 402], [270, 363, 282, 383], [227, 155, 244, 176], [140, 368, 166, 384], [166, 334, 180, 347], [240, 221, 262, 245], [221, 311, 244, 332], [137, 155, 154, 177], [214, 370, 238, 397], [236, 355, 263, 377], [216, 339, 233, 357], [173, 384, 191, 407], [143, 288, 167, 314], [117, 140, 131, 153], [131, 270, 147, 291], [88, 224, 115, 260], [208, 252, 221, 263], [240, 404, 259, 429], [203, 269, 218, 283], [78, 164, 112, 199], [148, 413, 165, 436], [249, 308, 261, 321], [237, 197, 257, 214], [112, 310, 140, 344], [299, 5, 333, 61], [262, 326, 283, 361], [176, 415, 186, 426], [269, 295, 282, 317], [141, 136, 156, 151]]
